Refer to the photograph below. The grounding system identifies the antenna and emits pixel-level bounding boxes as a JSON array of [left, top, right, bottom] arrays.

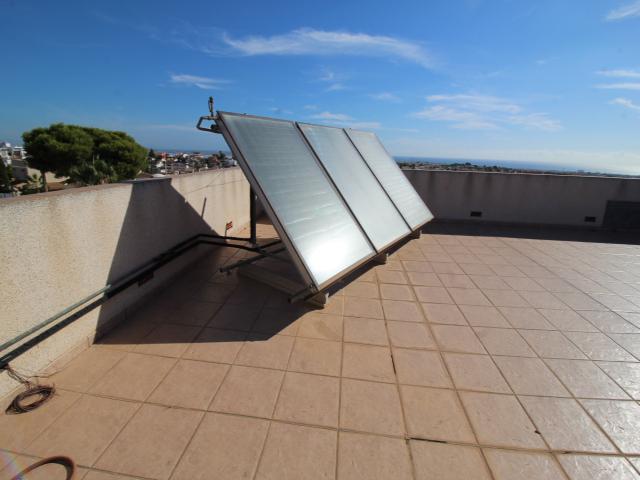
[[208, 96, 214, 116]]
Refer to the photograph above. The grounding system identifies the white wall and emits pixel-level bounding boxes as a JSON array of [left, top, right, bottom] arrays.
[[404, 169, 640, 228], [0, 168, 250, 398]]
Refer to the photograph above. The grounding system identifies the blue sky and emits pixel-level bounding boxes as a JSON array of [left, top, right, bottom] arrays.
[[2, 0, 640, 173]]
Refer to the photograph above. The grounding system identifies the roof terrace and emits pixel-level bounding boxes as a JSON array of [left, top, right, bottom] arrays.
[[1, 167, 640, 479]]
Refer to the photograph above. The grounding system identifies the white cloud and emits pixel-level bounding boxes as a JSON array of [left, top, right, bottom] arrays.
[[169, 74, 228, 89], [221, 28, 434, 68], [370, 92, 401, 102], [596, 82, 640, 90], [309, 111, 381, 129], [414, 94, 561, 131], [605, 1, 640, 21], [610, 97, 640, 111], [304, 104, 319, 110], [597, 69, 640, 78], [326, 82, 347, 91], [311, 111, 353, 122]]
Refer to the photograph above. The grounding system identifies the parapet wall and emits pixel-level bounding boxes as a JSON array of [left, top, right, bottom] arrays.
[[404, 169, 640, 228], [0, 168, 250, 398]]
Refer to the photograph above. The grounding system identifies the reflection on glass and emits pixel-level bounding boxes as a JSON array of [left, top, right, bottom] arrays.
[[346, 129, 433, 229], [300, 124, 410, 250], [220, 113, 374, 287]]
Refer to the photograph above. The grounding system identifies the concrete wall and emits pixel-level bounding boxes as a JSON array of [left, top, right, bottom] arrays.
[[404, 169, 640, 228], [0, 168, 250, 397]]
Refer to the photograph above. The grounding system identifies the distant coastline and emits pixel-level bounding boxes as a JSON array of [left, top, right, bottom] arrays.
[[395, 156, 640, 178]]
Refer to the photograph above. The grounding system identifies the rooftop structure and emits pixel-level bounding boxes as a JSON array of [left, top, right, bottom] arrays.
[[1, 167, 640, 479]]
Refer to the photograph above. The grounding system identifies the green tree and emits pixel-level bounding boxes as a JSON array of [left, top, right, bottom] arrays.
[[22, 123, 147, 188], [18, 173, 43, 195]]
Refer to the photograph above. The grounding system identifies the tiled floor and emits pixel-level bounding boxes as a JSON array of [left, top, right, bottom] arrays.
[[2, 222, 640, 479]]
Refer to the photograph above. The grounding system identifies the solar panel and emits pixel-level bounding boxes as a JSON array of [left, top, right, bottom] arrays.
[[298, 123, 410, 251], [345, 129, 433, 230], [216, 112, 375, 289]]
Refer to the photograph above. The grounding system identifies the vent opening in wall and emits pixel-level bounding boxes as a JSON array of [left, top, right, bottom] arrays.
[[470, 211, 482, 218], [584, 216, 596, 223]]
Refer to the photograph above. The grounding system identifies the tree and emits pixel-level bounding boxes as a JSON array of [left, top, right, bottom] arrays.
[[22, 124, 147, 188]]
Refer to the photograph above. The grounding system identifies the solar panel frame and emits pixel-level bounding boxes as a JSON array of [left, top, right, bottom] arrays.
[[345, 129, 434, 230], [215, 111, 377, 291], [297, 122, 412, 252]]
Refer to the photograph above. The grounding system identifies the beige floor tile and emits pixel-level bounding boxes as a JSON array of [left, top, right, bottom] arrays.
[[538, 309, 599, 332], [470, 274, 512, 290], [597, 361, 640, 399], [557, 454, 640, 480], [519, 291, 567, 309], [490, 265, 525, 276], [0, 389, 80, 452], [147, 359, 228, 409], [134, 323, 201, 358], [27, 395, 139, 467], [421, 303, 468, 325], [380, 283, 414, 301], [256, 422, 336, 480], [460, 305, 510, 327], [274, 372, 339, 427], [519, 330, 587, 359], [210, 365, 283, 418], [461, 263, 495, 275], [338, 432, 413, 480], [344, 281, 379, 299], [382, 299, 424, 322], [444, 352, 511, 393], [169, 300, 222, 326], [608, 334, 640, 359], [49, 347, 126, 392], [580, 399, 640, 454], [413, 286, 454, 304], [171, 413, 269, 480], [564, 332, 636, 361], [460, 392, 545, 449], [402, 260, 433, 272], [555, 292, 607, 311], [545, 359, 629, 399], [95, 404, 202, 479], [344, 296, 384, 319], [393, 349, 452, 388], [407, 271, 443, 287], [297, 312, 343, 341], [182, 328, 246, 364], [344, 317, 388, 346], [235, 333, 295, 370], [438, 273, 476, 289], [410, 441, 492, 480], [483, 289, 530, 307], [493, 356, 570, 397], [432, 262, 464, 274], [484, 449, 567, 480], [376, 269, 408, 284], [431, 324, 486, 354], [475, 327, 537, 357], [342, 343, 395, 383], [288, 337, 342, 376], [499, 307, 556, 330], [340, 379, 405, 436], [448, 288, 492, 306], [251, 307, 302, 336], [89, 352, 176, 401], [401, 385, 474, 442], [502, 276, 546, 291], [386, 321, 436, 349], [207, 303, 261, 331], [579, 311, 639, 334], [520, 396, 615, 452], [97, 316, 159, 351]]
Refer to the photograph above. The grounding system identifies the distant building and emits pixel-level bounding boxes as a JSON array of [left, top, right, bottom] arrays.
[[0, 142, 29, 181]]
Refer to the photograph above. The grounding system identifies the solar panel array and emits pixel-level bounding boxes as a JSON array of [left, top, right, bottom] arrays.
[[216, 111, 433, 291]]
